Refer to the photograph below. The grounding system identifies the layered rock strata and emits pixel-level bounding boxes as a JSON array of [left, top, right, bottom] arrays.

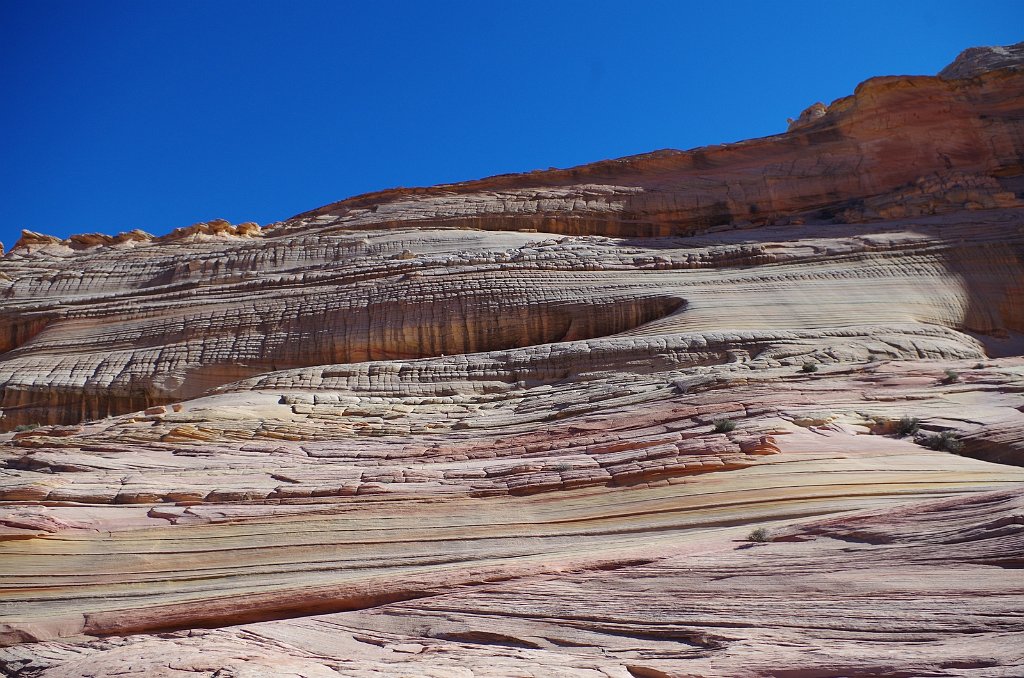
[[7, 487, 1022, 677], [2, 48, 1024, 430], [2, 43, 1024, 677]]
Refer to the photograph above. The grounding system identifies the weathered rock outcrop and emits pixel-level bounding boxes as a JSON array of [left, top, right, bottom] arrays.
[[1, 48, 1023, 432], [8, 487, 1021, 677], [939, 40, 1024, 79], [2, 43, 1024, 677]]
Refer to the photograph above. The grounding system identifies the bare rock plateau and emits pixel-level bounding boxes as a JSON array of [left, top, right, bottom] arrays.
[[3, 43, 1024, 677]]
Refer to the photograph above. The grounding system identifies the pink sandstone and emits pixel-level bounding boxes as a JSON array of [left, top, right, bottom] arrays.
[[2, 42, 1024, 677]]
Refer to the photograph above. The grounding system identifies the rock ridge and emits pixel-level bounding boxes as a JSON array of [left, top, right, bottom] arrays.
[[2, 42, 1024, 677]]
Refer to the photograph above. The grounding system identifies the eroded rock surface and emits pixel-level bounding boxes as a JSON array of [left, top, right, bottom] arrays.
[[2, 44, 1024, 677]]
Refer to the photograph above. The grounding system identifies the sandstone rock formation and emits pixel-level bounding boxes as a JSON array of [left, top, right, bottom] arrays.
[[2, 43, 1024, 677]]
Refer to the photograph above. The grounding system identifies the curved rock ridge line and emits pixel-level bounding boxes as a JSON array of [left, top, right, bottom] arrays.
[[287, 66, 1024, 238], [2, 42, 1024, 677]]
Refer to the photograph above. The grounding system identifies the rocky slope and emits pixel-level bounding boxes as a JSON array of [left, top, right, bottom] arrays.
[[2, 43, 1024, 677]]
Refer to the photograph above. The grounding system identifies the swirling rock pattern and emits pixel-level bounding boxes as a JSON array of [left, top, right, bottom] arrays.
[[2, 43, 1024, 677]]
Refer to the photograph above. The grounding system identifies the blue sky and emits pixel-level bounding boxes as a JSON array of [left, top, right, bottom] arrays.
[[1, 1, 1022, 247]]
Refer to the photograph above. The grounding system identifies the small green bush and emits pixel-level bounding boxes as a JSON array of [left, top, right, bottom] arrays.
[[747, 527, 771, 543], [921, 431, 964, 453], [713, 419, 737, 433], [12, 423, 40, 432], [941, 369, 960, 384], [801, 363, 818, 373], [895, 416, 920, 438]]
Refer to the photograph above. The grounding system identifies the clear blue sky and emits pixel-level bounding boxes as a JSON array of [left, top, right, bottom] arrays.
[[1, 1, 1021, 247]]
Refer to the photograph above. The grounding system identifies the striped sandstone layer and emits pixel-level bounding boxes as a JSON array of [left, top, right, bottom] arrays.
[[2, 42, 1024, 677]]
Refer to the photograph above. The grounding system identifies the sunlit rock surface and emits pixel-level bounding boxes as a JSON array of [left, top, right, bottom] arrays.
[[2, 43, 1024, 677]]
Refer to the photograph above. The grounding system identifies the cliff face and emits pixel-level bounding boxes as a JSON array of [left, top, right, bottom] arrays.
[[2, 44, 1024, 677], [2, 57, 1024, 430]]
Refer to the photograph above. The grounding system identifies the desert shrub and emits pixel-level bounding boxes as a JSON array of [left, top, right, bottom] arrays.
[[13, 423, 40, 432], [747, 527, 771, 543], [894, 416, 920, 438], [554, 462, 572, 472], [921, 430, 964, 453], [801, 363, 818, 373], [713, 419, 737, 433], [941, 369, 960, 384]]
